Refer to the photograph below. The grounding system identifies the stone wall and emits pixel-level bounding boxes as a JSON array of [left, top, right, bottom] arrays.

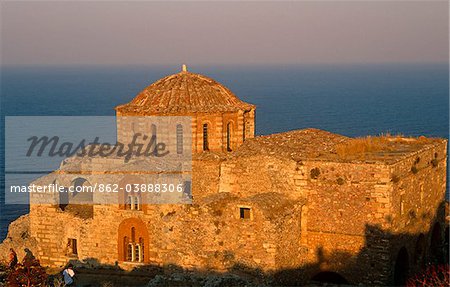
[[191, 155, 223, 199], [297, 160, 393, 284], [302, 161, 392, 235], [243, 109, 255, 140], [20, 136, 448, 286], [28, 194, 293, 272], [387, 140, 448, 282], [219, 154, 300, 200]]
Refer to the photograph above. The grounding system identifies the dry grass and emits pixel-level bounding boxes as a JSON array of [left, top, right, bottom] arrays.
[[335, 133, 432, 158]]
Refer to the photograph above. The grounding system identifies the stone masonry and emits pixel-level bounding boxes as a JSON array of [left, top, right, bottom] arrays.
[[3, 66, 447, 286]]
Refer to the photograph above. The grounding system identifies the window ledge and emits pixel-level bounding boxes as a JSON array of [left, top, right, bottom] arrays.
[[122, 209, 144, 213], [121, 261, 146, 266]]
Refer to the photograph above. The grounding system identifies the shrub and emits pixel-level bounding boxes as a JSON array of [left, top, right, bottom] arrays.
[[406, 264, 449, 287], [6, 258, 48, 287], [335, 134, 433, 158], [335, 135, 397, 157]]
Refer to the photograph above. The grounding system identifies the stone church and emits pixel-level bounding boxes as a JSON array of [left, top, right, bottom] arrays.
[[22, 66, 448, 285]]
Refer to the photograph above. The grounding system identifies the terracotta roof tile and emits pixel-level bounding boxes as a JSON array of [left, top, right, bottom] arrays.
[[116, 70, 254, 115]]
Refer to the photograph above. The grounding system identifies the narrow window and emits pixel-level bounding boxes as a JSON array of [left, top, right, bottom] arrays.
[[176, 124, 183, 154], [67, 238, 77, 255], [400, 196, 404, 215], [131, 227, 136, 242], [134, 244, 140, 262], [243, 120, 246, 142], [151, 124, 157, 139], [240, 207, 251, 219], [126, 195, 133, 210], [127, 243, 134, 261], [134, 195, 140, 211], [183, 181, 192, 200], [226, 122, 232, 151], [123, 236, 129, 261], [203, 123, 209, 151], [125, 230, 143, 262], [139, 238, 145, 262], [151, 124, 157, 155]]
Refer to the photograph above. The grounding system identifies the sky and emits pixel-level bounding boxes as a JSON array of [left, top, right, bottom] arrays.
[[0, 1, 448, 66]]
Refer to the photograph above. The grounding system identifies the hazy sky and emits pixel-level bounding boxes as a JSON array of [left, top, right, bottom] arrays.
[[1, 1, 448, 66]]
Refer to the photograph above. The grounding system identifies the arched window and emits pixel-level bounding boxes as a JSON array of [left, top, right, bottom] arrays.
[[119, 176, 144, 211], [131, 227, 135, 242], [127, 243, 133, 261], [203, 123, 209, 151], [124, 228, 144, 262], [139, 238, 145, 262], [176, 124, 183, 154], [118, 218, 149, 263], [151, 124, 157, 155], [72, 177, 89, 197], [123, 236, 129, 261], [183, 181, 192, 200], [151, 124, 157, 138], [127, 195, 133, 210], [133, 195, 140, 211], [134, 244, 140, 262], [226, 122, 232, 152]]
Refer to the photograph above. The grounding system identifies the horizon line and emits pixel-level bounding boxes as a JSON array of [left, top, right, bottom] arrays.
[[1, 61, 449, 69]]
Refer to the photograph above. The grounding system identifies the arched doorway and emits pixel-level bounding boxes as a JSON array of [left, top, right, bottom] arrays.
[[70, 177, 92, 203], [430, 222, 443, 263], [414, 234, 426, 267], [118, 218, 149, 263], [311, 271, 349, 285], [394, 247, 409, 285]]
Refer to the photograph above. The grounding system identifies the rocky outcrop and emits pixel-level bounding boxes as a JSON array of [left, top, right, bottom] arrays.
[[0, 214, 38, 264]]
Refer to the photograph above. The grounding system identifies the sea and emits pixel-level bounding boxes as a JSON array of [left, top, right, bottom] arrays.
[[1, 63, 449, 241]]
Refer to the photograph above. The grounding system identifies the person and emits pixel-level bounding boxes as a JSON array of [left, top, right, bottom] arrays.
[[8, 248, 18, 270], [62, 264, 75, 286], [22, 248, 35, 265]]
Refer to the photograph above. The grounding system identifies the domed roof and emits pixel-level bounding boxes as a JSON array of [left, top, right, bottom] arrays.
[[116, 65, 255, 115]]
